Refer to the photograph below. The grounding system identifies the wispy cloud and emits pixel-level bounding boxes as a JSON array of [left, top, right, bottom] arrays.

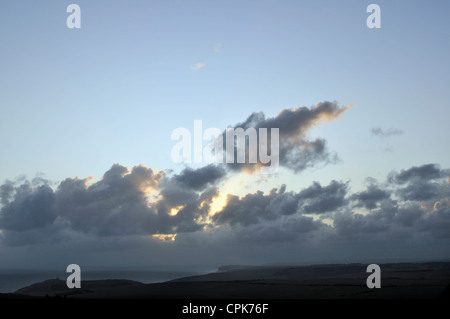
[[371, 127, 404, 138], [190, 62, 206, 71], [214, 43, 222, 52]]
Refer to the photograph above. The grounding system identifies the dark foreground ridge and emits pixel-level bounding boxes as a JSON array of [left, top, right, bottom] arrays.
[[7, 262, 450, 299]]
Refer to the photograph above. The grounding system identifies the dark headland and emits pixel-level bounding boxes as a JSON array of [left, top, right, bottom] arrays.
[[3, 262, 450, 299]]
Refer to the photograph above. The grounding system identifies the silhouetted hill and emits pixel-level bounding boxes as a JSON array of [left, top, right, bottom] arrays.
[[438, 284, 450, 299], [15, 278, 144, 297], [8, 262, 450, 299]]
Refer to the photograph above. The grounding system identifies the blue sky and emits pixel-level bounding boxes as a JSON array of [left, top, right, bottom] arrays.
[[1, 0, 449, 189], [0, 1, 449, 267]]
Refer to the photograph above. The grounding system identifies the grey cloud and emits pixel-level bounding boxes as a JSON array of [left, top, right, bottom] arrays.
[[223, 101, 350, 173], [0, 180, 14, 205], [1, 161, 450, 260], [393, 204, 425, 227], [416, 206, 450, 238], [266, 187, 298, 217], [157, 166, 224, 233], [263, 101, 349, 137], [387, 164, 449, 202], [162, 184, 219, 234], [0, 183, 56, 231], [332, 192, 449, 241], [213, 180, 348, 227], [0, 164, 224, 245], [214, 164, 450, 247], [174, 164, 226, 191], [234, 216, 324, 244], [297, 180, 348, 214], [371, 127, 404, 138], [280, 138, 336, 173], [0, 219, 77, 247], [56, 164, 166, 236], [213, 183, 323, 227], [213, 191, 277, 227], [333, 211, 391, 237], [397, 181, 440, 201], [333, 200, 415, 239], [389, 164, 444, 184], [351, 184, 391, 209]]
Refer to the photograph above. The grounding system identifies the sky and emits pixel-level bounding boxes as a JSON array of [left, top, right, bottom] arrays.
[[0, 0, 449, 269]]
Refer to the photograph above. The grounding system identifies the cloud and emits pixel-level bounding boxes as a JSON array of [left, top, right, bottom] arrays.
[[332, 199, 445, 240], [154, 165, 225, 234], [55, 164, 167, 236], [371, 127, 404, 138], [213, 180, 348, 226], [190, 62, 206, 71], [389, 164, 444, 184], [213, 189, 280, 227], [397, 182, 440, 201], [351, 183, 391, 209], [416, 205, 450, 238], [233, 215, 324, 244], [0, 164, 223, 244], [214, 43, 222, 52], [1, 162, 450, 266], [297, 180, 348, 214], [387, 164, 450, 202], [173, 164, 226, 191], [0, 100, 352, 246], [0, 180, 15, 205], [220, 101, 351, 173], [2, 162, 448, 248], [0, 85, 449, 265], [0, 182, 56, 232]]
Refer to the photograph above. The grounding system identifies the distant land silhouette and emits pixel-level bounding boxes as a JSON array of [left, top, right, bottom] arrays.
[[2, 262, 450, 299]]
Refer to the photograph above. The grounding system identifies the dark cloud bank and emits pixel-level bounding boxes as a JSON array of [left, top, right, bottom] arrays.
[[0, 102, 449, 267]]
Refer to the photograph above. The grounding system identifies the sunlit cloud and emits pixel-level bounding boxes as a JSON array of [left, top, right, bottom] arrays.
[[152, 234, 177, 242], [209, 193, 227, 216], [170, 205, 184, 216]]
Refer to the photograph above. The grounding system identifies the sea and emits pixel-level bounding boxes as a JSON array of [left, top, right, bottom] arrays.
[[0, 266, 217, 293]]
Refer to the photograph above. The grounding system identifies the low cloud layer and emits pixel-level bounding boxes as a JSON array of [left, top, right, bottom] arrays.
[[1, 163, 449, 266], [0, 164, 223, 245]]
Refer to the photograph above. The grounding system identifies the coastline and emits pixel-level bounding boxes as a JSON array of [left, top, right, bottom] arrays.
[[4, 261, 450, 299]]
